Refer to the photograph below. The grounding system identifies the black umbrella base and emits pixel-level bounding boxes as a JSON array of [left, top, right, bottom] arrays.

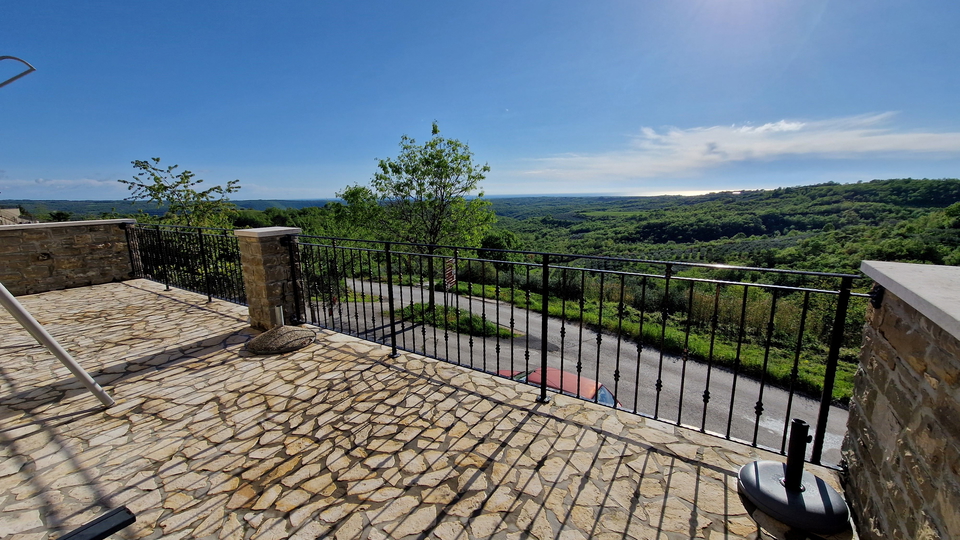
[[738, 460, 849, 536]]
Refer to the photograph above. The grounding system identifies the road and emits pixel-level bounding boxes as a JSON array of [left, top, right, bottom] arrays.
[[306, 278, 848, 466]]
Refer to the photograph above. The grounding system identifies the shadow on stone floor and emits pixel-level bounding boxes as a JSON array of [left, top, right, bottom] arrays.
[[1, 281, 852, 539], [0, 329, 255, 421]]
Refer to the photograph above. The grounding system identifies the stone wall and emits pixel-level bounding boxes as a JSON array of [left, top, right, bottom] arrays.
[[843, 262, 960, 539], [0, 220, 137, 296]]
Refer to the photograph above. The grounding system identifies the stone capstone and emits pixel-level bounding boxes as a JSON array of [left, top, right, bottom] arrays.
[[245, 326, 316, 354]]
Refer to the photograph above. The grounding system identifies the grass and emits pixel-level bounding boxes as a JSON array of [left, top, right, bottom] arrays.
[[311, 290, 381, 303], [398, 303, 517, 339]]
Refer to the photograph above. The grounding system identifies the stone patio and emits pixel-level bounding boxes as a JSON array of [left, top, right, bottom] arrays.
[[0, 280, 853, 539]]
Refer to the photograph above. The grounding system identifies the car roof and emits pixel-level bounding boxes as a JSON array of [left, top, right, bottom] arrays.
[[527, 367, 599, 400]]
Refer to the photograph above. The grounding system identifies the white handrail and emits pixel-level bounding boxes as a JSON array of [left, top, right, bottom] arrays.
[[0, 281, 115, 407]]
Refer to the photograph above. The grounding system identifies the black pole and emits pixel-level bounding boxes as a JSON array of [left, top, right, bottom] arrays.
[[385, 242, 399, 358], [811, 275, 853, 465], [197, 228, 212, 302], [784, 419, 811, 491], [157, 228, 171, 291], [538, 254, 550, 403]]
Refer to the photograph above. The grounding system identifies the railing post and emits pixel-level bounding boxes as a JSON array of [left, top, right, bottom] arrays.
[[123, 222, 142, 279], [538, 254, 551, 403], [197, 228, 212, 302], [654, 263, 673, 418], [285, 233, 304, 325], [157, 227, 171, 291], [811, 275, 853, 465], [385, 242, 399, 358]]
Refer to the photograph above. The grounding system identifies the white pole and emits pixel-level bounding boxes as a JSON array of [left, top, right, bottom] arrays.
[[0, 281, 115, 407]]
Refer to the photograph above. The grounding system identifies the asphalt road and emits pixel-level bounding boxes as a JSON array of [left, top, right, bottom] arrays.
[[306, 279, 848, 466]]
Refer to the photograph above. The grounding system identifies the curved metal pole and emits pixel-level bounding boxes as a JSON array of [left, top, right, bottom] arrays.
[[0, 281, 115, 407], [0, 55, 37, 89]]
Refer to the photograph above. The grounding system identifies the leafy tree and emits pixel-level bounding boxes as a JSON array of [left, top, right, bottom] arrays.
[[478, 229, 523, 270], [321, 185, 384, 239], [47, 210, 73, 222], [339, 122, 495, 305], [233, 209, 273, 228], [119, 158, 240, 228], [342, 121, 494, 247]]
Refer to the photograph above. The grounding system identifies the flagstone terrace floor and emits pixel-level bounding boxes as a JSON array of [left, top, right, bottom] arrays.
[[0, 280, 854, 540]]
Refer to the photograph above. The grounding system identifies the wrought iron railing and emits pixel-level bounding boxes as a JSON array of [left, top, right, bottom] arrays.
[[296, 236, 865, 466], [127, 226, 865, 466], [128, 224, 246, 305]]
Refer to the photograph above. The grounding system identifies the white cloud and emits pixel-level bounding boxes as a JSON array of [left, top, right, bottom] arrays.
[[519, 113, 960, 182]]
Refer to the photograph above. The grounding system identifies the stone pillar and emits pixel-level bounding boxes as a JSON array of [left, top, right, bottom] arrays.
[[843, 261, 960, 540], [234, 227, 302, 331]]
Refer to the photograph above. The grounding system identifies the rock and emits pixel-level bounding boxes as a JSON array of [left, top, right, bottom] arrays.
[[245, 326, 316, 354]]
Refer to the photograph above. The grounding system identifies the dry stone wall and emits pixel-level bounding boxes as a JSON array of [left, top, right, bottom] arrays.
[[0, 220, 137, 296], [843, 284, 960, 539]]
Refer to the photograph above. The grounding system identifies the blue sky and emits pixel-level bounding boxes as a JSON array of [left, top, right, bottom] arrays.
[[2, 1, 960, 200]]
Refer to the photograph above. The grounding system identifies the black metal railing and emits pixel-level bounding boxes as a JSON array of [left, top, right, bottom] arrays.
[[295, 236, 865, 466], [128, 224, 246, 305]]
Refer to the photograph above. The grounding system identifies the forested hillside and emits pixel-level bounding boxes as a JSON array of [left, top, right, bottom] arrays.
[[490, 179, 960, 273]]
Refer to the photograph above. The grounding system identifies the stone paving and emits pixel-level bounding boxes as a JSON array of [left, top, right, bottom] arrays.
[[0, 280, 854, 539]]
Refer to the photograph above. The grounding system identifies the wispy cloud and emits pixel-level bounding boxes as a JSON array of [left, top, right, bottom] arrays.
[[520, 113, 960, 181]]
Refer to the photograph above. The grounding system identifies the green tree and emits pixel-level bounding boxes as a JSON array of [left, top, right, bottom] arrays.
[[322, 185, 384, 239], [119, 158, 240, 228], [47, 210, 73, 222], [342, 122, 494, 247], [233, 209, 273, 228], [340, 122, 495, 306], [478, 229, 523, 270]]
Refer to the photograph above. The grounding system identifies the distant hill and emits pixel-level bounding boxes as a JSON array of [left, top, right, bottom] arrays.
[[233, 200, 331, 211], [0, 199, 332, 217], [0, 200, 166, 217], [488, 178, 960, 273]]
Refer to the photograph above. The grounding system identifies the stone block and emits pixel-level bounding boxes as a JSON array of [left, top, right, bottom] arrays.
[[909, 414, 947, 472], [937, 481, 960, 534], [22, 264, 54, 279], [870, 394, 904, 452], [882, 376, 924, 425], [928, 345, 960, 388], [936, 402, 960, 443], [867, 326, 899, 371], [853, 416, 884, 472], [916, 513, 946, 540], [1, 253, 30, 267], [56, 257, 87, 270], [851, 367, 879, 418], [20, 230, 52, 242]]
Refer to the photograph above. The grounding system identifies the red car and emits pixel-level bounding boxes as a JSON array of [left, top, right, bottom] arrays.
[[499, 367, 621, 408]]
